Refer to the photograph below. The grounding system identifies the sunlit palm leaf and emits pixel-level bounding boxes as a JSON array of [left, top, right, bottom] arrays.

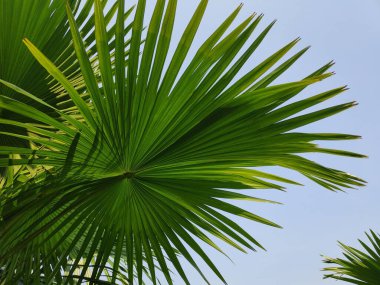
[[0, 0, 365, 284], [323, 230, 380, 285]]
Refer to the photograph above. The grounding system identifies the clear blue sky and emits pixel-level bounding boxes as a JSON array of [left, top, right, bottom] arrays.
[[108, 1, 380, 284]]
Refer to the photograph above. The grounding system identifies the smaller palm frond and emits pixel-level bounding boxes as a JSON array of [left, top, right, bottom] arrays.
[[323, 230, 380, 284]]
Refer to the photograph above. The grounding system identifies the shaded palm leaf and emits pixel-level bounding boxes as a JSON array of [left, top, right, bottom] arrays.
[[1, 257, 153, 285], [0, 0, 135, 178], [323, 230, 380, 284], [0, 0, 89, 182], [0, 0, 133, 105], [0, 1, 138, 283], [0, 0, 365, 284], [0, 0, 92, 134]]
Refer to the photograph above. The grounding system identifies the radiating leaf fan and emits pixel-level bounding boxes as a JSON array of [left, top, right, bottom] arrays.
[[323, 230, 380, 285], [0, 0, 365, 284]]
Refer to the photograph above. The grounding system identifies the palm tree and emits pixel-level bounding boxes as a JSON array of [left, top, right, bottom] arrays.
[[0, 0, 365, 284], [323, 230, 380, 284]]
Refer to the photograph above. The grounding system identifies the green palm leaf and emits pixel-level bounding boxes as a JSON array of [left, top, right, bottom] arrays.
[[0, 0, 95, 129], [0, 0, 365, 284], [0, 0, 134, 105], [0, 256, 154, 285], [323, 230, 380, 284], [0, 0, 135, 179]]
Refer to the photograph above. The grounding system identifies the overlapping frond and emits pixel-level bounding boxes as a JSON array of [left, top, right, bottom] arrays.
[[0, 0, 365, 284], [323, 230, 380, 284], [0, 0, 135, 179], [0, 0, 134, 105]]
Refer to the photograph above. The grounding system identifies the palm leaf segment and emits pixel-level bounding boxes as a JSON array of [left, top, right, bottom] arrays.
[[0, 0, 136, 142], [0, 0, 135, 183], [323, 230, 380, 285], [0, 0, 365, 284], [0, 0, 93, 130], [0, 0, 133, 106]]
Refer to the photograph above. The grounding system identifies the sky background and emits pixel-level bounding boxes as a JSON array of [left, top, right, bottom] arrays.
[[106, 1, 380, 284]]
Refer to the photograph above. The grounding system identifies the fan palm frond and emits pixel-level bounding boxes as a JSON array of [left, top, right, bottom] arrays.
[[323, 230, 380, 285], [0, 0, 365, 284]]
